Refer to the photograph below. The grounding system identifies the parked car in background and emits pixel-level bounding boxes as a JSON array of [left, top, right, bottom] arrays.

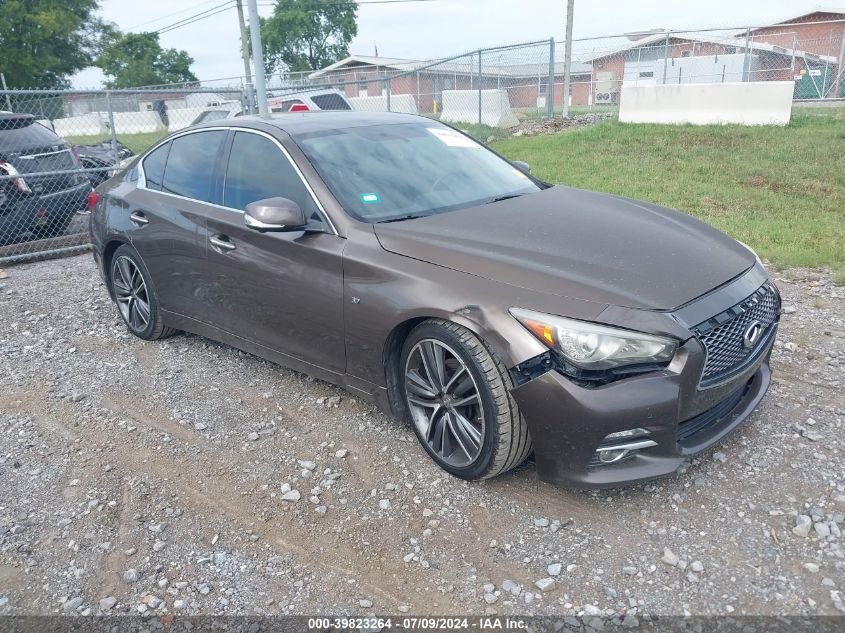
[[90, 112, 779, 488], [76, 139, 135, 187], [189, 89, 353, 126], [0, 113, 91, 244]]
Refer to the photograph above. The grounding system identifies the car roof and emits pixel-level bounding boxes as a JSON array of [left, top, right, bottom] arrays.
[[191, 111, 428, 136]]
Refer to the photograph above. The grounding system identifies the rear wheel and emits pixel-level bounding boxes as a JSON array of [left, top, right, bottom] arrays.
[[109, 244, 176, 340], [400, 319, 532, 480]]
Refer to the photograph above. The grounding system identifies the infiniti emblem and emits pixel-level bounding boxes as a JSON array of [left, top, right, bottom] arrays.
[[742, 320, 763, 349]]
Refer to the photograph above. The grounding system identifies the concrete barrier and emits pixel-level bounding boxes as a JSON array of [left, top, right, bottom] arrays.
[[52, 113, 107, 137], [348, 94, 419, 114], [619, 81, 794, 126], [111, 111, 166, 135], [440, 89, 519, 128]]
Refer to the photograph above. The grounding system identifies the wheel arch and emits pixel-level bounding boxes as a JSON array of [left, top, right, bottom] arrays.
[[101, 238, 130, 299], [381, 312, 516, 418]]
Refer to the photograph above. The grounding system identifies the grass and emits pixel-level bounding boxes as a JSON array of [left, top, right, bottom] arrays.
[[492, 110, 845, 271], [65, 132, 167, 154]]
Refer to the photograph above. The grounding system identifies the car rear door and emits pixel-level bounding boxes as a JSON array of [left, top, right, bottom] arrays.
[[125, 129, 227, 319], [196, 129, 347, 374]]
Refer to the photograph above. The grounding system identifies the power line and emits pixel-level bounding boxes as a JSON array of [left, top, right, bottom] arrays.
[[127, 0, 226, 31], [155, 2, 236, 34]]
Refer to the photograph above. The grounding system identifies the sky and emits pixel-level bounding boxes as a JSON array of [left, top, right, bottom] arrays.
[[72, 0, 829, 87]]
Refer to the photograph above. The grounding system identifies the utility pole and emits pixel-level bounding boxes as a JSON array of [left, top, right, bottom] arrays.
[[561, 0, 575, 117], [246, 0, 269, 118], [235, 0, 253, 85]]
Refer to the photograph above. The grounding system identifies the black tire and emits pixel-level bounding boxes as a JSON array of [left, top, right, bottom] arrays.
[[399, 319, 532, 480], [108, 244, 177, 341]]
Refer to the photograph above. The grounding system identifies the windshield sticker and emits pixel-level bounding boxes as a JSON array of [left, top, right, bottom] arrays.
[[360, 192, 380, 204], [427, 128, 481, 149]]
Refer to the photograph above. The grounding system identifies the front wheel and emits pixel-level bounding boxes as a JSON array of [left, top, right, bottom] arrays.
[[109, 244, 176, 340], [399, 319, 532, 480]]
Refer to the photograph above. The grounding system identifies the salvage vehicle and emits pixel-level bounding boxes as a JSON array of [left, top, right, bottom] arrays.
[[0, 113, 91, 243], [76, 139, 135, 187], [89, 112, 779, 488]]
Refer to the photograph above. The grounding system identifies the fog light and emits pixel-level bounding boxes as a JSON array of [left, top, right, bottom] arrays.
[[598, 448, 630, 464]]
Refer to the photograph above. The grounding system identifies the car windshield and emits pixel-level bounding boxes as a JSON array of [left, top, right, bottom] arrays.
[[293, 122, 541, 222]]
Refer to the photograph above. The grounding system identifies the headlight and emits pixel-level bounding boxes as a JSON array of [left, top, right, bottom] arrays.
[[510, 308, 678, 370]]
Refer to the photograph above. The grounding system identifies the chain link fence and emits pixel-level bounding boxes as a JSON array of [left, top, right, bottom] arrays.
[[1, 20, 843, 265]]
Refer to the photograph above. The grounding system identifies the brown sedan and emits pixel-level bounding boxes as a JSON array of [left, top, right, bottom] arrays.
[[89, 112, 779, 488]]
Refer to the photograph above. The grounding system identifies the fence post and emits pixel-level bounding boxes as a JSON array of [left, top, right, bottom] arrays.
[[104, 91, 119, 167], [743, 28, 751, 82], [385, 76, 391, 112], [547, 38, 555, 119], [662, 32, 670, 84], [477, 50, 482, 127], [0, 73, 11, 110], [836, 26, 845, 98], [790, 33, 797, 78], [415, 70, 420, 111]]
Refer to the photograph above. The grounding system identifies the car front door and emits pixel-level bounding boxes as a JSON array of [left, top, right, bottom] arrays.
[[197, 129, 347, 374]]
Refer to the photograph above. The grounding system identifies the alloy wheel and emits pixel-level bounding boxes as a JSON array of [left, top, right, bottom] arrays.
[[112, 255, 151, 333], [404, 339, 485, 467]]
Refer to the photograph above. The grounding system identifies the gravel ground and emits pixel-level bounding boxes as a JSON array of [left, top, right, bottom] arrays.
[[0, 254, 843, 619]]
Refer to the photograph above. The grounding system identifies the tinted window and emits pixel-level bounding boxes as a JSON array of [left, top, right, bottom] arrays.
[[310, 93, 351, 110], [161, 131, 226, 201], [142, 142, 170, 191], [223, 132, 321, 221]]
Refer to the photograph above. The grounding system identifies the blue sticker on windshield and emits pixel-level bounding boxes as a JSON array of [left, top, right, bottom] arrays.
[[360, 192, 380, 204]]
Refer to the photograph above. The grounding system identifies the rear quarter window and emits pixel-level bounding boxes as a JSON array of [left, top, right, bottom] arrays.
[[142, 142, 170, 191]]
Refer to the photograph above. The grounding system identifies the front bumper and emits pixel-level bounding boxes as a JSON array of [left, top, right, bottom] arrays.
[[510, 321, 775, 489]]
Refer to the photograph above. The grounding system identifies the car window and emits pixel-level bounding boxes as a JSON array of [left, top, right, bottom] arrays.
[[161, 131, 226, 201], [310, 93, 351, 111], [142, 142, 170, 191], [223, 131, 321, 222]]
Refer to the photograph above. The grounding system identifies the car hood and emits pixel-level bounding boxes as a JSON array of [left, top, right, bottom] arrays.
[[373, 186, 755, 311]]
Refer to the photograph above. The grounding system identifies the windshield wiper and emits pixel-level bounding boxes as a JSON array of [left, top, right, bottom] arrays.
[[378, 214, 428, 223], [488, 193, 524, 204]]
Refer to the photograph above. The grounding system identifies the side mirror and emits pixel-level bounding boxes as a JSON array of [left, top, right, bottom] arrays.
[[512, 160, 531, 175], [244, 197, 306, 232]]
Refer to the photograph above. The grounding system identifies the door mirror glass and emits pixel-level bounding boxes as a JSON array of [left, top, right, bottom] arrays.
[[512, 160, 531, 175], [244, 197, 307, 232]]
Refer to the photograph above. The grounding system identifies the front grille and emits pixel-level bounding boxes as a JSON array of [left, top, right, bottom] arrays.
[[693, 283, 780, 387]]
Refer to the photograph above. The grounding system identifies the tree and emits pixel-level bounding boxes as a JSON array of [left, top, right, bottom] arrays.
[[0, 0, 109, 89], [260, 0, 358, 73], [97, 32, 198, 88]]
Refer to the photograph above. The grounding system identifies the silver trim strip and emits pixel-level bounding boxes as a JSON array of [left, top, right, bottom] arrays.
[[19, 148, 72, 159], [136, 126, 338, 236], [595, 439, 658, 452]]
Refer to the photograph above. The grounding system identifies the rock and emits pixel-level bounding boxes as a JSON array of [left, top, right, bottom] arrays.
[[782, 305, 797, 314], [359, 599, 373, 608], [622, 566, 638, 575], [713, 451, 728, 463], [298, 460, 316, 471], [98, 596, 117, 612], [502, 580, 521, 596], [535, 577, 555, 592], [814, 522, 832, 538], [281, 490, 301, 502], [379, 499, 391, 510], [804, 562, 820, 573], [483, 593, 498, 604], [63, 597, 83, 612], [124, 568, 140, 583], [315, 505, 327, 515], [794, 515, 813, 537], [690, 560, 704, 573], [398, 605, 410, 613], [194, 422, 207, 431], [533, 517, 550, 527], [335, 449, 348, 458], [547, 563, 562, 576], [248, 432, 259, 441], [523, 592, 535, 605], [662, 547, 680, 566]]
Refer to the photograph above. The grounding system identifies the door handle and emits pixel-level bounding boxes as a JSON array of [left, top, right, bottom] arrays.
[[209, 234, 236, 251], [129, 211, 149, 226]]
